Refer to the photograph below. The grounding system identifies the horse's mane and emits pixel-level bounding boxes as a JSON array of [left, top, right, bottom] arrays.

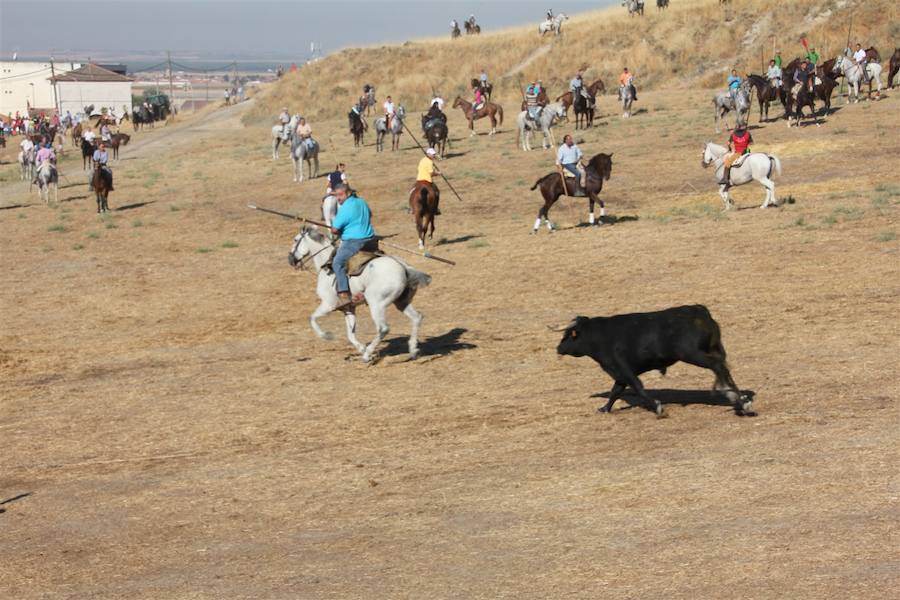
[[586, 153, 613, 179]]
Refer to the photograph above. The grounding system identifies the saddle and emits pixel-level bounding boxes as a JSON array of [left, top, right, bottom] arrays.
[[325, 240, 381, 277], [731, 153, 751, 168]]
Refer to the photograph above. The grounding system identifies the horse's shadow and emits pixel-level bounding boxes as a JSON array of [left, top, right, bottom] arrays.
[[555, 215, 640, 231], [442, 151, 467, 159], [591, 388, 757, 414], [116, 201, 156, 212], [380, 327, 476, 359], [0, 204, 28, 211], [435, 234, 482, 246]]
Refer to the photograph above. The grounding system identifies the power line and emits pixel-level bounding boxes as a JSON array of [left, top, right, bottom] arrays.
[[0, 67, 53, 81]]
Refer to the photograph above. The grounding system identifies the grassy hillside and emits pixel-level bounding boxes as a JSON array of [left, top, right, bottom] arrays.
[[248, 0, 898, 123], [245, 0, 900, 122]]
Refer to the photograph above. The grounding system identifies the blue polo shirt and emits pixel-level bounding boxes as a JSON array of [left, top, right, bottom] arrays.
[[332, 195, 374, 240]]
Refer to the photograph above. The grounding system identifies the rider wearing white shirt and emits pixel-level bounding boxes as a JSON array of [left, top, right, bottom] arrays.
[[852, 44, 868, 80], [383, 96, 395, 128], [430, 96, 444, 111], [83, 129, 96, 143]]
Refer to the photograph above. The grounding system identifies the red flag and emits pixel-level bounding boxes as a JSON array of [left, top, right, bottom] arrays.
[[801, 37, 809, 51]]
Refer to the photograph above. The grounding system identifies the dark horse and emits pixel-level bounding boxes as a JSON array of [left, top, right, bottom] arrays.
[[746, 74, 786, 122], [409, 181, 440, 249], [422, 110, 449, 156], [471, 78, 493, 101], [91, 163, 112, 213], [81, 137, 96, 170], [109, 133, 130, 159], [889, 48, 900, 88], [530, 153, 613, 233], [348, 110, 365, 147], [785, 82, 820, 128], [573, 90, 595, 129]]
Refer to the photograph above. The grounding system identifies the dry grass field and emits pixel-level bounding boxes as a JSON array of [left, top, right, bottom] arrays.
[[248, 0, 900, 122], [2, 35, 900, 600]]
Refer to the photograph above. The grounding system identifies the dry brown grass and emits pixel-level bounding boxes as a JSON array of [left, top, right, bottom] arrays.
[[249, 0, 900, 123], [1, 70, 899, 598]]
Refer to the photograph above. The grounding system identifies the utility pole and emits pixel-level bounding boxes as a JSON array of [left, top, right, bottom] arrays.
[[167, 50, 174, 100], [205, 70, 209, 102], [50, 54, 60, 113]]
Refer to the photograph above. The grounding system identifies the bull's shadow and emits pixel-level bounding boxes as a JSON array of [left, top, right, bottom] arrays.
[[380, 327, 475, 359], [592, 388, 757, 415]]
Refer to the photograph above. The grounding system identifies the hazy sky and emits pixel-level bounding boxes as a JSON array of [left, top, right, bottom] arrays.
[[1, 1, 618, 60]]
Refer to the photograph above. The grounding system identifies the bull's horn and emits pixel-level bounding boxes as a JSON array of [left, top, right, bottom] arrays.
[[547, 319, 577, 332]]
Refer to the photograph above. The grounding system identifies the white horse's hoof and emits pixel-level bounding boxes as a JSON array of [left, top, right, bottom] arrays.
[[319, 331, 334, 341]]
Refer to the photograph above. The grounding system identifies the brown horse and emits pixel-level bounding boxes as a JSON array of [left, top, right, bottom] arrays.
[[109, 133, 130, 159], [452, 97, 503, 136], [746, 74, 787, 122], [557, 79, 605, 117], [889, 48, 900, 88], [71, 122, 83, 147], [91, 164, 112, 213], [530, 153, 613, 233], [409, 181, 440, 249]]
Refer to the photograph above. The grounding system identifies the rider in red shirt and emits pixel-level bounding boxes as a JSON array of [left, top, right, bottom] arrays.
[[721, 127, 753, 187]]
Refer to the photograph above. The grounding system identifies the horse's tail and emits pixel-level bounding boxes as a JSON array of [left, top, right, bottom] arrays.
[[769, 155, 782, 178], [497, 105, 504, 126], [395, 265, 432, 310], [530, 175, 547, 190]]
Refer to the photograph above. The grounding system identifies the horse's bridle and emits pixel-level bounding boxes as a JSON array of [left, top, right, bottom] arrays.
[[290, 230, 332, 272]]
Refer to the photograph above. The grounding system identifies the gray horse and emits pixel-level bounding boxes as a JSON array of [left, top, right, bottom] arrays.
[[623, 0, 644, 16], [272, 124, 293, 159], [291, 138, 320, 183], [713, 83, 751, 133], [619, 84, 636, 118], [375, 105, 406, 152]]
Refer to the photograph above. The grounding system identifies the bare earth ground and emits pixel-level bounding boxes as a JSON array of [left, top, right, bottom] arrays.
[[1, 87, 898, 599]]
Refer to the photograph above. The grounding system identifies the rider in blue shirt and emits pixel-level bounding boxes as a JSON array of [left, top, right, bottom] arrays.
[[330, 184, 376, 309], [727, 69, 742, 101]]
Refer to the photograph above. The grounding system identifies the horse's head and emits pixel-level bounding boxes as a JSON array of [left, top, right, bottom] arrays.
[[452, 96, 465, 108], [701, 142, 720, 168], [288, 226, 331, 270], [832, 56, 844, 73]]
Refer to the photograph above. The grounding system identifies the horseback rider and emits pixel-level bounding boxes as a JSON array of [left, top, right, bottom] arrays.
[[295, 117, 313, 144], [279, 107, 291, 126], [33, 142, 56, 184], [352, 96, 368, 131], [468, 14, 476, 27], [92, 142, 113, 191], [546, 8, 554, 20], [325, 163, 347, 195], [720, 126, 753, 189], [792, 58, 815, 97], [473, 83, 485, 111], [330, 183, 376, 311], [430, 95, 445, 112], [806, 46, 820, 66], [383, 96, 396, 130], [100, 122, 112, 143], [423, 100, 445, 132], [773, 50, 783, 68], [556, 134, 586, 193], [727, 69, 742, 102], [619, 67, 637, 101], [83, 127, 96, 145], [479, 67, 489, 90], [766, 60, 783, 88], [852, 43, 869, 82], [416, 148, 442, 214], [525, 80, 541, 123], [570, 72, 586, 97]]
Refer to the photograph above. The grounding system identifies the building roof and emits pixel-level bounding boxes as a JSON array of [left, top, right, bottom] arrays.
[[50, 63, 132, 83]]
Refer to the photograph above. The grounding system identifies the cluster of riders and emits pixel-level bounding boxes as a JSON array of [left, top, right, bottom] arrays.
[[450, 15, 480, 38], [718, 42, 887, 130]]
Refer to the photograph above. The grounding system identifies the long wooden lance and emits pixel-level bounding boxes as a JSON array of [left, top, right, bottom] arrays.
[[247, 204, 456, 265], [400, 119, 464, 202]]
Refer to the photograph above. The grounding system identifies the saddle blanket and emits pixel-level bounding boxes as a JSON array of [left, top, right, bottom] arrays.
[[326, 240, 381, 277]]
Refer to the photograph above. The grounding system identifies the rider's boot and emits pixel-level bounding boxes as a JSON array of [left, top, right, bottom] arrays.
[[720, 167, 731, 188], [334, 291, 353, 311]]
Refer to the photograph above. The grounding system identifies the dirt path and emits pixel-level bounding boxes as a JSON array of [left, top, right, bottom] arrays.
[[504, 43, 553, 77]]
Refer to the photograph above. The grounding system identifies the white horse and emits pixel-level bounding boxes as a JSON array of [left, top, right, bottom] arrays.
[[538, 13, 568, 36], [517, 102, 566, 151], [34, 161, 59, 204], [619, 84, 636, 118], [321, 194, 338, 227], [833, 54, 882, 102], [374, 105, 406, 152], [18, 147, 35, 181], [623, 0, 644, 17], [713, 84, 751, 133], [288, 227, 432, 362], [291, 138, 320, 183], [271, 114, 299, 159], [702, 142, 782, 210]]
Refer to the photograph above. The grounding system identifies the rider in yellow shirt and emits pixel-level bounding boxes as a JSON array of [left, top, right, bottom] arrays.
[[415, 148, 441, 214]]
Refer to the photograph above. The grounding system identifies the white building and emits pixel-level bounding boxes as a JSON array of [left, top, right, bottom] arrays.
[[51, 63, 134, 117], [0, 60, 80, 116]]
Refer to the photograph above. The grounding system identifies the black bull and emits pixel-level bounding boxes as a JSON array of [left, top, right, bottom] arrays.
[[555, 304, 755, 418]]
